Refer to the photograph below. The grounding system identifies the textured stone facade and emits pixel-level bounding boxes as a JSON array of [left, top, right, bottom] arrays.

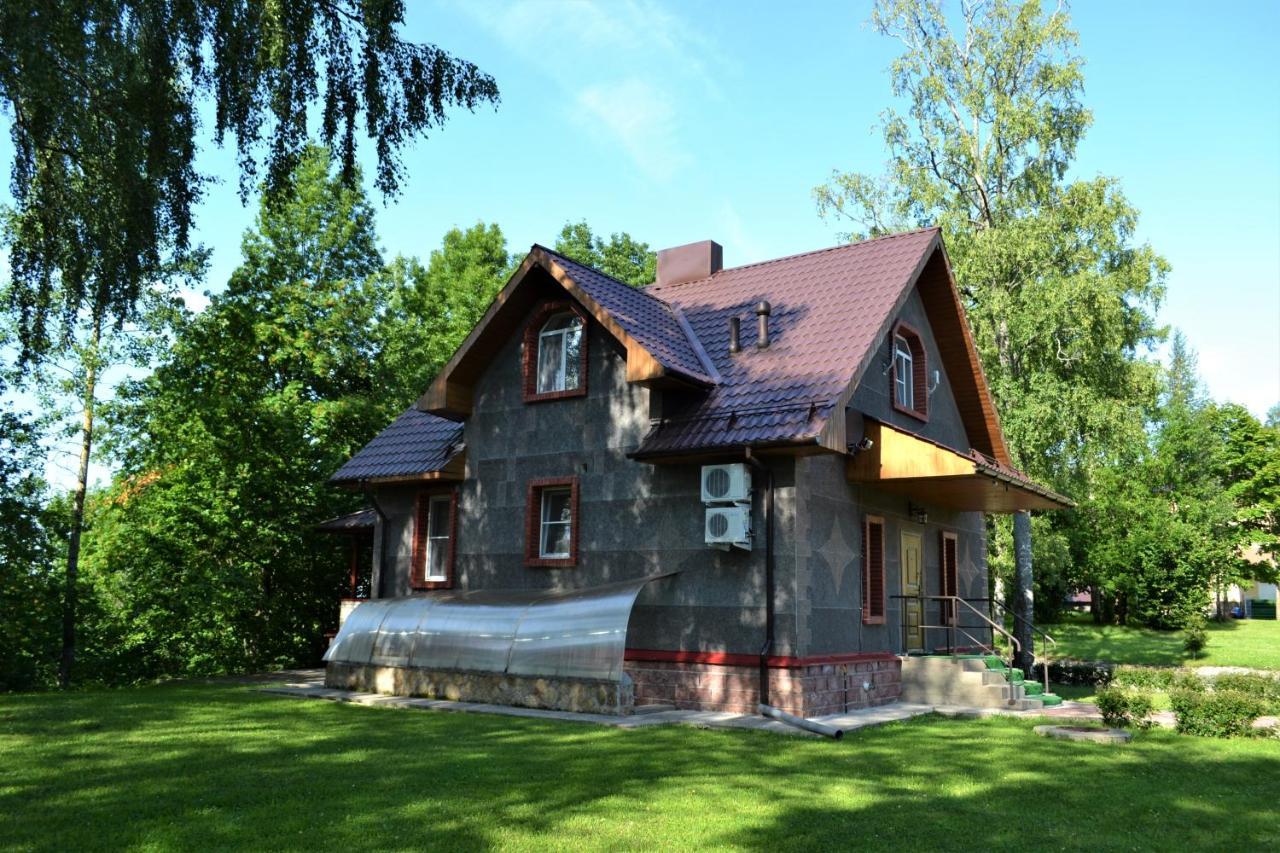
[[325, 661, 634, 714], [626, 655, 901, 717]]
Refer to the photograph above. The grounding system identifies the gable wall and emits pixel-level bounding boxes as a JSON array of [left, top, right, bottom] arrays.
[[372, 300, 802, 657], [849, 287, 971, 454]]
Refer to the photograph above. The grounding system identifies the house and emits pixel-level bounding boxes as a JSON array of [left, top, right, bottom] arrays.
[[321, 228, 1072, 717]]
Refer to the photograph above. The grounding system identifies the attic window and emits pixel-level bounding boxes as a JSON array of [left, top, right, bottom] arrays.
[[523, 302, 589, 403], [891, 322, 927, 420]]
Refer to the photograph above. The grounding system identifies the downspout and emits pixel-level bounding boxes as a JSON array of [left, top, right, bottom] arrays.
[[744, 451, 844, 740], [743, 449, 774, 710], [362, 480, 390, 600]]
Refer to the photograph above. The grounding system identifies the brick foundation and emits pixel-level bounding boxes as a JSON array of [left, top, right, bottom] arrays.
[[625, 653, 901, 717]]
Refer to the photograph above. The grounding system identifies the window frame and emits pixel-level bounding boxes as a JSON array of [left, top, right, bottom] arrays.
[[893, 334, 913, 409], [863, 515, 886, 625], [889, 321, 928, 421], [522, 301, 589, 404], [525, 477, 580, 567], [410, 489, 458, 590]]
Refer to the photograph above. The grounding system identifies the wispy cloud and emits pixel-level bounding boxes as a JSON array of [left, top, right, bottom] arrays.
[[575, 79, 690, 181], [455, 0, 733, 182]]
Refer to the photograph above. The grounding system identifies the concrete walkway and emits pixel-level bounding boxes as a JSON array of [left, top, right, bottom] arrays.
[[258, 672, 938, 737]]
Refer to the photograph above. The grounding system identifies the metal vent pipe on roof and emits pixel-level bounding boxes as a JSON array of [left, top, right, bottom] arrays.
[[755, 301, 771, 348], [728, 316, 741, 354]]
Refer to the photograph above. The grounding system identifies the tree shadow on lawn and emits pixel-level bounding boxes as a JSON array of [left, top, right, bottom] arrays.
[[2, 685, 1278, 851]]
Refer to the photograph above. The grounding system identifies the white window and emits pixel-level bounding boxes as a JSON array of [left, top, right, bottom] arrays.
[[424, 495, 452, 581], [894, 334, 913, 408], [536, 313, 584, 394], [539, 487, 573, 559]]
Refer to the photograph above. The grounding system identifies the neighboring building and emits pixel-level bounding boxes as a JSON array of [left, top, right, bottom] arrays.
[[322, 229, 1071, 715], [1227, 544, 1278, 619]]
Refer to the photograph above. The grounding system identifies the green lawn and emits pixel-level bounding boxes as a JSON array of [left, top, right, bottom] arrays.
[[2, 683, 1278, 851], [1044, 614, 1280, 669]]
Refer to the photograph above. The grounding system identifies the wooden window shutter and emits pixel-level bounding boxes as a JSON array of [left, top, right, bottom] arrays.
[[911, 335, 927, 415], [940, 531, 958, 625], [411, 492, 430, 587], [863, 516, 885, 624]]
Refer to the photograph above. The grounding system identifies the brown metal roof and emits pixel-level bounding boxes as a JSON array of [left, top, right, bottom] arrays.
[[335, 228, 1039, 496], [539, 248, 716, 385], [639, 228, 942, 455], [330, 408, 463, 483]]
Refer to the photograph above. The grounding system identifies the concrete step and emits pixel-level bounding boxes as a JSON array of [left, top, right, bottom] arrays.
[[632, 704, 676, 715], [901, 656, 1029, 709]]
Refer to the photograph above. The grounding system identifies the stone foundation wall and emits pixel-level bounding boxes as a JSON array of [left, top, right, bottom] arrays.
[[626, 656, 901, 717], [325, 662, 634, 715]]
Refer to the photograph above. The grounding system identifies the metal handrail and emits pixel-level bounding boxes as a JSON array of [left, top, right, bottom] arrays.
[[891, 595, 1027, 700], [988, 597, 1056, 694]]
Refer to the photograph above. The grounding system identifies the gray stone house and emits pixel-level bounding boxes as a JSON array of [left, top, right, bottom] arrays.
[[321, 228, 1070, 716]]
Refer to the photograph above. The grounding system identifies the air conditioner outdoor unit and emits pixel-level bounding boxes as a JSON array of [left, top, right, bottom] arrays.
[[705, 505, 752, 551], [701, 463, 751, 504]]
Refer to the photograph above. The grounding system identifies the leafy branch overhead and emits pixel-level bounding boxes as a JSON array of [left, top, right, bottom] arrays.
[[0, 0, 500, 362]]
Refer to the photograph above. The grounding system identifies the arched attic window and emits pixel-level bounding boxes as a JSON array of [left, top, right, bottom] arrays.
[[523, 302, 589, 402], [891, 322, 928, 420]]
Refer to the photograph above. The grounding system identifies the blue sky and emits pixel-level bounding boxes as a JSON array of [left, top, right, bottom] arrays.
[[193, 0, 1279, 416], [8, 1, 1280, 486]]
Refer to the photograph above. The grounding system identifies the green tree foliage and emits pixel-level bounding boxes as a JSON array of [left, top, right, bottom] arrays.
[[1075, 336, 1255, 627], [554, 221, 657, 287], [377, 223, 511, 406], [89, 148, 391, 679], [0, 1, 499, 363], [0, 378, 60, 690], [814, 0, 1169, 620], [74, 150, 505, 683]]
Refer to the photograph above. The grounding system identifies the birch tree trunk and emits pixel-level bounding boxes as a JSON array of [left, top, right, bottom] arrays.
[[58, 316, 102, 688]]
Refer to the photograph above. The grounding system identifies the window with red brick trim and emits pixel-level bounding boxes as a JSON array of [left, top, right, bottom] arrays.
[[863, 515, 886, 624], [525, 477, 579, 567], [890, 321, 928, 420], [410, 489, 458, 590], [522, 301, 589, 403], [940, 530, 958, 626]]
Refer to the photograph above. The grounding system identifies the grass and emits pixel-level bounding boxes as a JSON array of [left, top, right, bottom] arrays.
[[1044, 613, 1280, 669], [2, 683, 1278, 851], [1048, 683, 1175, 711]]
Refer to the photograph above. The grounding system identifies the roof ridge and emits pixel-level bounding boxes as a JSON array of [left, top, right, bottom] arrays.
[[650, 226, 940, 291]]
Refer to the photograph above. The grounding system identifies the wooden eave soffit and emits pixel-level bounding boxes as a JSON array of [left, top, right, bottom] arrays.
[[417, 248, 708, 418], [846, 421, 1071, 513]]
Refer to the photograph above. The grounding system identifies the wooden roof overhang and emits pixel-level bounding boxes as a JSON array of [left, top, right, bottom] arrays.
[[418, 248, 712, 419], [845, 420, 1073, 513]]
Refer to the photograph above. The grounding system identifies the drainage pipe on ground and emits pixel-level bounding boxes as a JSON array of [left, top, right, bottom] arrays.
[[758, 704, 845, 740]]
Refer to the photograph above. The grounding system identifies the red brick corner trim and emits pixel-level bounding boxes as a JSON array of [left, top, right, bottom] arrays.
[[410, 488, 458, 590], [524, 476, 580, 567], [623, 648, 898, 669], [522, 300, 590, 404]]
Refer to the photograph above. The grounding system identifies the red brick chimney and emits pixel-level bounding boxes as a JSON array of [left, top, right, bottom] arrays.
[[656, 240, 723, 286]]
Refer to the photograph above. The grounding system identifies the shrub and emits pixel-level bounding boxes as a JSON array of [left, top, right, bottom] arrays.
[[1170, 671, 1207, 693], [1096, 687, 1155, 729], [1169, 689, 1266, 738], [1182, 617, 1208, 658], [1113, 666, 1174, 691], [1212, 674, 1280, 713], [1038, 659, 1113, 686]]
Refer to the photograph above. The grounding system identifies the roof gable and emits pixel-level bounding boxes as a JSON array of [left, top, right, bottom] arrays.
[[418, 246, 714, 418]]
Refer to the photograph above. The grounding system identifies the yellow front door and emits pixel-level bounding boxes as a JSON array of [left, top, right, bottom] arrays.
[[901, 531, 924, 652]]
